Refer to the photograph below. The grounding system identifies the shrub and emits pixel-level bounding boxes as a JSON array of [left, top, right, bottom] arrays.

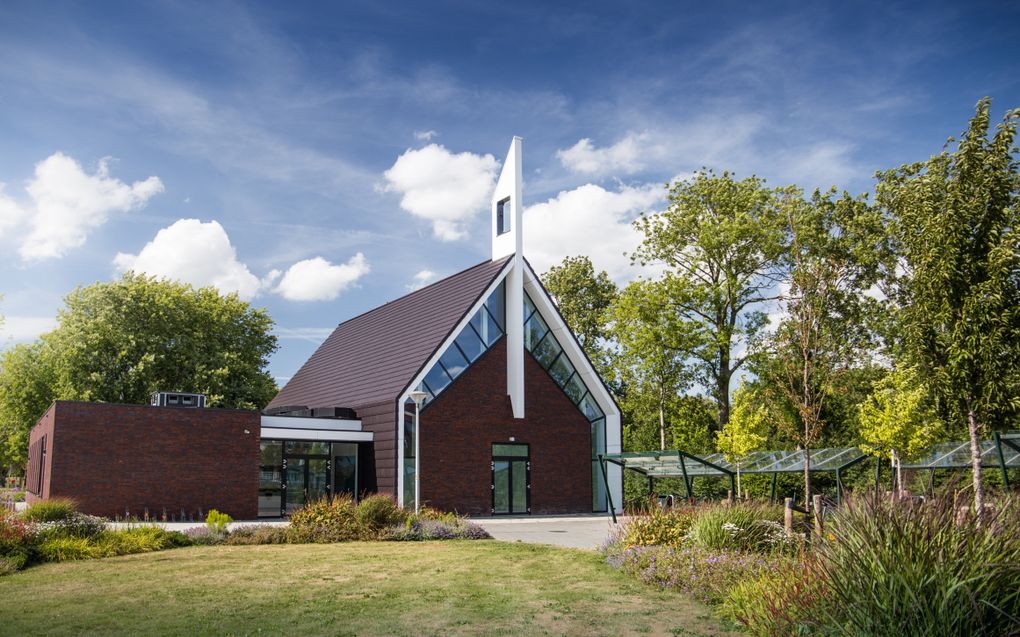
[[21, 497, 77, 522], [288, 496, 362, 543], [610, 544, 791, 605], [0, 511, 36, 574], [384, 517, 491, 541], [36, 512, 107, 540], [720, 560, 828, 636], [183, 526, 226, 546], [620, 506, 697, 547], [814, 494, 1020, 637], [685, 503, 794, 554], [97, 527, 191, 555], [205, 509, 233, 534], [356, 494, 406, 536], [224, 525, 289, 545], [37, 536, 99, 561]]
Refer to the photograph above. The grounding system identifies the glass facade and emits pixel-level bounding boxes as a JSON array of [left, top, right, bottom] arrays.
[[492, 443, 529, 514], [259, 440, 361, 517], [523, 291, 608, 512]]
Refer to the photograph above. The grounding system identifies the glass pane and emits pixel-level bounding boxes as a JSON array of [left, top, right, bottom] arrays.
[[578, 393, 604, 422], [591, 417, 606, 456], [403, 459, 415, 510], [403, 409, 416, 458], [486, 281, 505, 330], [439, 344, 469, 380], [333, 443, 358, 497], [260, 441, 282, 465], [470, 308, 502, 347], [564, 373, 587, 404], [423, 362, 452, 396], [524, 293, 537, 323], [493, 460, 510, 514], [548, 351, 576, 387], [592, 460, 607, 512], [524, 312, 549, 352], [493, 444, 528, 457], [454, 323, 486, 362], [285, 441, 330, 455], [308, 458, 329, 502], [512, 460, 528, 513], [285, 459, 306, 513], [532, 332, 563, 369], [258, 462, 282, 518]]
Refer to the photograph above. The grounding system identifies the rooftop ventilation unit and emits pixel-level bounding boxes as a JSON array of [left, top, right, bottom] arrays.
[[151, 392, 206, 408]]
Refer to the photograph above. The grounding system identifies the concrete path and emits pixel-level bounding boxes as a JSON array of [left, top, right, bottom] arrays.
[[106, 515, 623, 551], [474, 515, 620, 550]]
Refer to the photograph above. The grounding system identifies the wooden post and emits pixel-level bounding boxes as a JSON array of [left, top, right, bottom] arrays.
[[813, 494, 823, 538], [726, 489, 733, 506], [784, 497, 794, 535]]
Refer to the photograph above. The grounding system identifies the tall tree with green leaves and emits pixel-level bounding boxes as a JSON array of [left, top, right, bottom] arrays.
[[858, 366, 942, 496], [541, 256, 618, 374], [764, 188, 884, 508], [0, 343, 56, 472], [609, 279, 703, 450], [633, 170, 786, 431], [0, 274, 279, 471], [877, 98, 1020, 520], [716, 380, 769, 498]]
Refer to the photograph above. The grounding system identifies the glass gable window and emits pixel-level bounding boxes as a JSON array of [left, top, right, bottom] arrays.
[[523, 291, 610, 512], [414, 280, 506, 407]]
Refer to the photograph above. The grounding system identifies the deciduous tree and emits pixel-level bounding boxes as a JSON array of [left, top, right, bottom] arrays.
[[633, 170, 785, 431], [877, 98, 1020, 520]]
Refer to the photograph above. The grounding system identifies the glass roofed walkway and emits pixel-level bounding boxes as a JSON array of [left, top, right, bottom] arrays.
[[599, 432, 1020, 519]]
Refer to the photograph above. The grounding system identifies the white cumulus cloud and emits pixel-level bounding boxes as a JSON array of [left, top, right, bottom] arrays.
[[407, 269, 436, 291], [114, 218, 262, 300], [381, 144, 498, 241], [274, 254, 370, 301], [0, 315, 59, 343], [556, 133, 650, 175], [0, 185, 23, 234], [524, 182, 665, 283], [18, 153, 163, 261], [413, 130, 438, 141]]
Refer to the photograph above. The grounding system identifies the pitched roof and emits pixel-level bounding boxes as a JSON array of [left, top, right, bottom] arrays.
[[267, 256, 511, 411]]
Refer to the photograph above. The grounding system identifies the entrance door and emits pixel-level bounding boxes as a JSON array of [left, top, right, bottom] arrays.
[[282, 441, 331, 514], [492, 443, 529, 515]]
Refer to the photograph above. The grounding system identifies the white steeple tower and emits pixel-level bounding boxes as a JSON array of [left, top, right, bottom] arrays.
[[492, 137, 525, 418]]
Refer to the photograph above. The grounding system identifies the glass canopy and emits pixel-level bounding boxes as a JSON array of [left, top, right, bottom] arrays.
[[603, 432, 1020, 478]]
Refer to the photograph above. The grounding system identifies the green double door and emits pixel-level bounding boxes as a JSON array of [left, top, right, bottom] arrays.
[[492, 444, 530, 515]]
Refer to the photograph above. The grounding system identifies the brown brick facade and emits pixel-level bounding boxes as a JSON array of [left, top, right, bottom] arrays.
[[420, 339, 593, 515], [26, 401, 260, 519]]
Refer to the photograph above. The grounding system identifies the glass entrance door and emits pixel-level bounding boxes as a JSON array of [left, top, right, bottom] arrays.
[[492, 444, 529, 515], [282, 441, 331, 514], [333, 443, 358, 498]]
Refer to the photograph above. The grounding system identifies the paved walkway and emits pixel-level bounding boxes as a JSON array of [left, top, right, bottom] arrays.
[[474, 515, 620, 550], [107, 515, 623, 550]]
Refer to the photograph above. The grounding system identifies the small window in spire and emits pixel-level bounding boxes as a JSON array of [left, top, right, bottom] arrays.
[[496, 197, 511, 235]]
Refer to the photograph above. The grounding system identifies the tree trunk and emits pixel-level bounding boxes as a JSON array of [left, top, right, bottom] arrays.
[[803, 444, 812, 510], [717, 348, 731, 430], [802, 350, 812, 510], [736, 463, 742, 499], [967, 405, 984, 528], [892, 448, 902, 499], [658, 386, 666, 451]]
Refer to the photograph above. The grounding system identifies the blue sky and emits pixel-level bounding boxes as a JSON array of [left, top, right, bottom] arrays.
[[0, 0, 1018, 384]]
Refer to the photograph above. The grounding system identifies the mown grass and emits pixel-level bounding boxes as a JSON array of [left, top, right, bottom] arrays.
[[0, 540, 737, 637]]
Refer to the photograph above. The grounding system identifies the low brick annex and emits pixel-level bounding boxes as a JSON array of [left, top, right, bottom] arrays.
[[26, 401, 260, 520]]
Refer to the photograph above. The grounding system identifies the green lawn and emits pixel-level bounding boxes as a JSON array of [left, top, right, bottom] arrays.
[[0, 540, 738, 637]]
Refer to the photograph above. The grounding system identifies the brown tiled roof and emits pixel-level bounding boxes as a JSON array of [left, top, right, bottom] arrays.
[[268, 257, 511, 411]]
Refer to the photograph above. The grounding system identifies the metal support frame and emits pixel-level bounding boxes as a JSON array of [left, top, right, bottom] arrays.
[[597, 455, 616, 524], [874, 456, 881, 502], [770, 471, 778, 504], [833, 454, 869, 506], [994, 432, 1011, 489], [678, 453, 692, 499]]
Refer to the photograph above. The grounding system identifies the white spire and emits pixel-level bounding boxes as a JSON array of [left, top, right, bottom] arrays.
[[491, 136, 523, 261]]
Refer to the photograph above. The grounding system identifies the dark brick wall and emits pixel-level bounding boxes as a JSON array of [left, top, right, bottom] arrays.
[[27, 401, 260, 519], [26, 403, 56, 501], [420, 338, 593, 515]]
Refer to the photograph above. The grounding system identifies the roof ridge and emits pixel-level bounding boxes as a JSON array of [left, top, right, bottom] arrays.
[[334, 255, 511, 330]]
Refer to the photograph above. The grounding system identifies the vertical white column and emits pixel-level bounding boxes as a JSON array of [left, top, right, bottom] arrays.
[[491, 137, 525, 419]]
